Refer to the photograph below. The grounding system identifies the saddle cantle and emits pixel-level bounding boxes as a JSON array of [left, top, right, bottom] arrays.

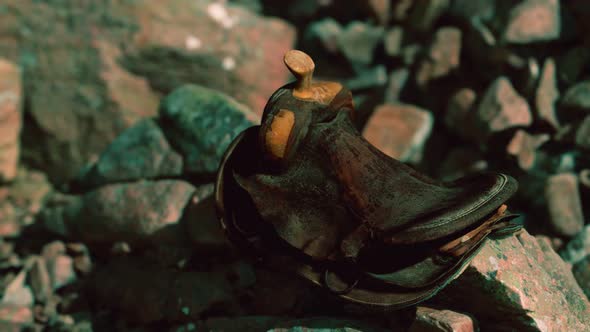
[[215, 50, 522, 311]]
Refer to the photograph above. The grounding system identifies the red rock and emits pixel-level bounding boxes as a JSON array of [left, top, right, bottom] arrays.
[[503, 0, 561, 44], [61, 180, 195, 245], [410, 307, 476, 332], [506, 130, 550, 171], [363, 103, 433, 162], [0, 59, 21, 183], [431, 231, 590, 330], [545, 173, 584, 237], [0, 304, 32, 324], [535, 58, 560, 128], [474, 77, 532, 142], [368, 0, 391, 25], [0, 202, 19, 237], [416, 27, 462, 87]]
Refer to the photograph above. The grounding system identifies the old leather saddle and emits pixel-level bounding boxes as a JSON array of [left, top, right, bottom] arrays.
[[215, 50, 521, 311]]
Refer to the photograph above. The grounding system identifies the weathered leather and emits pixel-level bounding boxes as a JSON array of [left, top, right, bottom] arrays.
[[215, 74, 521, 311]]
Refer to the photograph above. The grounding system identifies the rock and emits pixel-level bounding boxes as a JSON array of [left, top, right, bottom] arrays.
[[416, 27, 462, 87], [575, 116, 590, 150], [1, 259, 34, 308], [87, 258, 255, 324], [506, 130, 550, 171], [73, 119, 183, 192], [266, 317, 390, 332], [363, 103, 434, 163], [572, 256, 590, 298], [384, 26, 403, 57], [45, 180, 195, 245], [503, 0, 561, 44], [560, 225, 590, 265], [304, 18, 343, 54], [66, 243, 93, 276], [410, 307, 476, 332], [535, 58, 560, 128], [337, 21, 385, 69], [560, 80, 590, 122], [159, 85, 256, 175], [344, 65, 388, 90], [0, 59, 21, 183], [46, 255, 76, 291], [407, 0, 451, 33], [384, 68, 410, 104], [474, 77, 532, 142], [430, 230, 590, 331], [445, 88, 477, 137], [1, 0, 294, 184], [29, 257, 52, 304], [545, 173, 584, 237], [0, 202, 19, 237]]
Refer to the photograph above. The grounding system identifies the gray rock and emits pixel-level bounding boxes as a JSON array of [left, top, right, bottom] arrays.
[[0, 59, 21, 183], [535, 58, 560, 128], [503, 0, 561, 44], [572, 256, 590, 299], [575, 116, 590, 150], [560, 225, 590, 265], [474, 77, 532, 142], [337, 21, 384, 68], [74, 119, 183, 191], [159, 85, 255, 175], [384, 68, 410, 104], [344, 65, 388, 90], [304, 18, 343, 54], [545, 173, 584, 237]]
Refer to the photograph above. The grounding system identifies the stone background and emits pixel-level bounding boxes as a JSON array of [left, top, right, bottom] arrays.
[[0, 0, 589, 331]]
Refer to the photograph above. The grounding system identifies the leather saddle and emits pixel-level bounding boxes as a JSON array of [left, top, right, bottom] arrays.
[[215, 50, 522, 311]]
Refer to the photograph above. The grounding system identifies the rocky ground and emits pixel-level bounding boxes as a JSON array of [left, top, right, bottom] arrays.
[[0, 0, 590, 331]]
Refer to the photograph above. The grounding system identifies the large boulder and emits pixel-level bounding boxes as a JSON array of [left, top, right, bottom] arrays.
[[430, 231, 590, 331], [0, 0, 294, 184]]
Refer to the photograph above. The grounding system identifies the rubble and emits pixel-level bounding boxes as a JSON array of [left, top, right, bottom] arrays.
[[503, 0, 561, 44], [535, 58, 560, 128], [337, 21, 384, 68], [415, 27, 462, 87], [410, 307, 476, 332]]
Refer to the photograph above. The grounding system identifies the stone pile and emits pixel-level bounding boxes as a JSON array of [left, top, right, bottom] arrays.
[[1, 0, 590, 331]]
